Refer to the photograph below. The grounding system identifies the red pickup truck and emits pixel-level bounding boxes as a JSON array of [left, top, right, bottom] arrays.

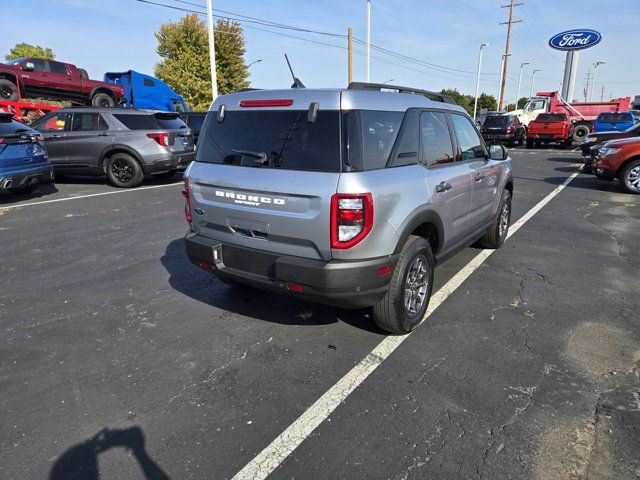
[[0, 57, 125, 107], [526, 113, 573, 149]]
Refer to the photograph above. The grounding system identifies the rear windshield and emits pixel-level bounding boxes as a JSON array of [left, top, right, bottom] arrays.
[[483, 116, 509, 127], [196, 110, 341, 172], [536, 114, 566, 122], [113, 113, 187, 130], [599, 113, 632, 122]]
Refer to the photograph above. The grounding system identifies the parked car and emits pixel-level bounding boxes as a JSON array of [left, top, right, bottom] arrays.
[[526, 113, 573, 149], [180, 112, 207, 144], [479, 114, 526, 147], [0, 112, 53, 194], [183, 83, 513, 334], [475, 110, 505, 126], [30, 107, 194, 188], [580, 122, 640, 157], [593, 112, 635, 133], [104, 70, 188, 112], [1, 58, 125, 107], [593, 137, 640, 193]]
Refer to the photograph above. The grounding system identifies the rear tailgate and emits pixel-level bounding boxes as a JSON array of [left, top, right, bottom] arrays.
[[529, 121, 566, 136], [188, 90, 343, 261]]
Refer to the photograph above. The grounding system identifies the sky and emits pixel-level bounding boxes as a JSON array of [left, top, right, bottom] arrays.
[[3, 0, 640, 104]]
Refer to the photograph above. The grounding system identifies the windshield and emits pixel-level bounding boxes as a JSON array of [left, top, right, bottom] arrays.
[[196, 110, 341, 172], [599, 113, 633, 122], [483, 116, 509, 127], [6, 57, 26, 65], [536, 114, 566, 122]]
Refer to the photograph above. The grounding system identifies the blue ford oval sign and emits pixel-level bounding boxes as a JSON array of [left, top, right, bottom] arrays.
[[549, 29, 602, 51]]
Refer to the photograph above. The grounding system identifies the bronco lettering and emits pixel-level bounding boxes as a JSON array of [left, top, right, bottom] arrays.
[[215, 190, 286, 206]]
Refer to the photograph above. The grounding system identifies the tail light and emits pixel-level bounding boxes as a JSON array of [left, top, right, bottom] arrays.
[[506, 126, 513, 133], [330, 193, 373, 249], [590, 124, 595, 132], [147, 132, 170, 147], [182, 177, 192, 223]]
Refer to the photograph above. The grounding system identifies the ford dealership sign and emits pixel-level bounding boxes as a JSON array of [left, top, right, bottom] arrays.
[[549, 29, 602, 51]]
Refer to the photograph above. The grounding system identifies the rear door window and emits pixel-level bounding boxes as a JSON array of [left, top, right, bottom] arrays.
[[450, 114, 485, 161], [196, 110, 342, 172], [48, 61, 68, 75], [113, 114, 157, 130], [346, 110, 404, 170], [419, 111, 454, 166], [32, 112, 70, 132], [70, 113, 108, 131]]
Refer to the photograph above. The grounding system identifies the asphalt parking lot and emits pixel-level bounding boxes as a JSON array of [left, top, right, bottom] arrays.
[[1, 147, 639, 480]]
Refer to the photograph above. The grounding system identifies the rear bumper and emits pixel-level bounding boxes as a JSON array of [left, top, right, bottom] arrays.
[[185, 232, 398, 308], [0, 164, 54, 190], [142, 152, 195, 174], [482, 133, 515, 142], [528, 133, 566, 141]]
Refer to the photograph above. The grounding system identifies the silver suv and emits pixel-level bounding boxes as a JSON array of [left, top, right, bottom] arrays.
[[183, 83, 513, 334]]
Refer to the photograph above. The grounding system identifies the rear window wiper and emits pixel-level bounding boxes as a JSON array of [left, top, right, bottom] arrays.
[[232, 149, 268, 165]]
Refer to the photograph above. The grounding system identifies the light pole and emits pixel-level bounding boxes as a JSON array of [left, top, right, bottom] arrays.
[[205, 0, 218, 100], [247, 59, 262, 69], [497, 53, 510, 111], [473, 42, 490, 122], [366, 0, 371, 82], [591, 61, 604, 101], [515, 62, 529, 111], [529, 69, 541, 97]]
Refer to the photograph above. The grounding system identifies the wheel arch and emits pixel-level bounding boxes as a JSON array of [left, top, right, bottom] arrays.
[[89, 87, 116, 102], [617, 154, 640, 175], [393, 209, 445, 256], [0, 72, 24, 96], [99, 145, 144, 172]]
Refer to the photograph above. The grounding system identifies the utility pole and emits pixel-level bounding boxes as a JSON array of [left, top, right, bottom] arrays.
[[205, 0, 218, 100], [366, 0, 371, 82], [584, 69, 592, 102], [591, 61, 605, 101], [498, 0, 523, 111], [348, 27, 353, 84]]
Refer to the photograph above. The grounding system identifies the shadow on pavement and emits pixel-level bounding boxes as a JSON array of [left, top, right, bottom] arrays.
[[0, 182, 59, 205], [49, 426, 170, 480], [543, 174, 627, 194], [160, 238, 386, 334]]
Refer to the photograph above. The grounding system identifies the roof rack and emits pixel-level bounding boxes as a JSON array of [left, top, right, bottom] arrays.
[[348, 82, 457, 105]]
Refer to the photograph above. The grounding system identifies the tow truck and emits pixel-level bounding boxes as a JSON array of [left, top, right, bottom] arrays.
[[511, 91, 631, 142]]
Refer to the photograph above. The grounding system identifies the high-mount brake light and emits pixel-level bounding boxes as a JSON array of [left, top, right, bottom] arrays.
[[183, 177, 192, 223], [330, 193, 374, 249], [239, 99, 293, 108], [147, 132, 170, 147]]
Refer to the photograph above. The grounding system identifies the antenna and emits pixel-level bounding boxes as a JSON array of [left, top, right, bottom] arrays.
[[284, 54, 306, 89]]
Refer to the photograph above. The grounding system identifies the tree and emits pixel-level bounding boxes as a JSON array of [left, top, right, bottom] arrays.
[[477, 93, 497, 112], [5, 42, 55, 61], [154, 14, 249, 110]]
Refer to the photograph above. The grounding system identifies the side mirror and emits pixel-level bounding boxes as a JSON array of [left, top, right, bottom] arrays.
[[489, 144, 508, 161], [22, 62, 35, 71]]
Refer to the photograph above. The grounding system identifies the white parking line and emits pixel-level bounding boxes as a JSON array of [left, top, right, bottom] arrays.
[[0, 182, 182, 212], [231, 168, 583, 480]]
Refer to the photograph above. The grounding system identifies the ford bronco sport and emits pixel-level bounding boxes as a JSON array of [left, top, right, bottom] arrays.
[[184, 83, 513, 334]]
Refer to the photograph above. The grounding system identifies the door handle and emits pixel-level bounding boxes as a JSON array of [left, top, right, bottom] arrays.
[[97, 132, 109, 136], [475, 172, 486, 181], [435, 181, 452, 193]]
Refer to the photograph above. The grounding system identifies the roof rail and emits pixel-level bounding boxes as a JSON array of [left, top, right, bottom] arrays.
[[348, 82, 457, 105]]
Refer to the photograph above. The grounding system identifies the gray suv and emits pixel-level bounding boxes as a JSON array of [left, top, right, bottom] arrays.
[[184, 83, 513, 334], [31, 107, 195, 187]]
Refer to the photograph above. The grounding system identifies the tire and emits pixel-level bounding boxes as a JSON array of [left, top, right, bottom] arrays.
[[618, 159, 640, 194], [477, 189, 512, 249], [0, 78, 19, 101], [573, 124, 590, 142], [91, 93, 115, 107], [518, 132, 525, 146], [526, 139, 534, 149], [372, 235, 434, 335], [8, 183, 39, 195], [105, 153, 144, 188], [152, 170, 177, 179]]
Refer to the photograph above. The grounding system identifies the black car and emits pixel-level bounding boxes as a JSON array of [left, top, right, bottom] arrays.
[[580, 122, 640, 156], [479, 115, 526, 147], [180, 112, 208, 144], [31, 107, 194, 188]]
